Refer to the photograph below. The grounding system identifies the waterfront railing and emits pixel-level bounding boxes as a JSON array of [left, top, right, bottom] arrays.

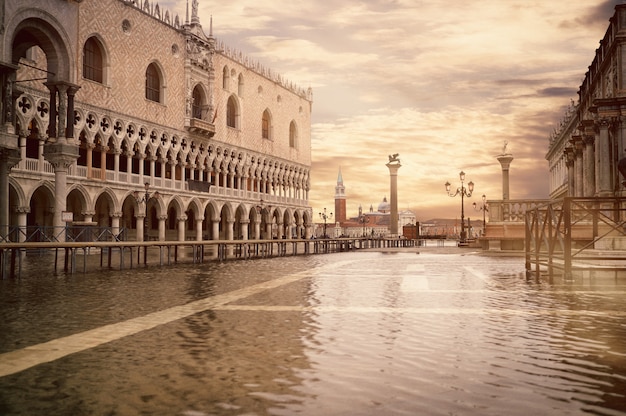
[[0, 237, 417, 279]]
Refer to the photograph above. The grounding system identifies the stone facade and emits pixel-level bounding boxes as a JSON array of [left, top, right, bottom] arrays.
[[0, 0, 313, 242], [547, 4, 626, 200]]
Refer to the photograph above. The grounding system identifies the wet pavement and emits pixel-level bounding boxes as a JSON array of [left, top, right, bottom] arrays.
[[0, 246, 625, 415]]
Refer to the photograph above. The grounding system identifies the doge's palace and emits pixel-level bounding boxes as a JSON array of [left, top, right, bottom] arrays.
[[0, 0, 313, 242]]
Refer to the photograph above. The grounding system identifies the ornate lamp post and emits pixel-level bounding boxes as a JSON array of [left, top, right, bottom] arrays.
[[359, 214, 369, 237], [319, 208, 333, 238], [134, 182, 159, 242], [445, 171, 474, 244], [473, 194, 488, 236]]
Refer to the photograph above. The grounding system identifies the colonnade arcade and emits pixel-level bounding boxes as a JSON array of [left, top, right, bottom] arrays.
[[564, 99, 626, 199], [8, 179, 309, 242]]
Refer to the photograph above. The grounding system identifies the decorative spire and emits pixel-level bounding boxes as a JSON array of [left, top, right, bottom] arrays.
[[210, 15, 213, 36], [337, 166, 343, 184], [185, 0, 189, 24]]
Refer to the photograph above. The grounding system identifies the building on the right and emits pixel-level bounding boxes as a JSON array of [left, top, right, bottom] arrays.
[[547, 4, 626, 199], [523, 4, 626, 275], [484, 4, 626, 254]]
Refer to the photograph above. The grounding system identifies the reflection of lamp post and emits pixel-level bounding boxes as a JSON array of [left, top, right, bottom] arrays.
[[473, 194, 488, 236], [133, 182, 159, 241], [359, 214, 369, 237], [445, 171, 474, 244], [319, 208, 333, 238]]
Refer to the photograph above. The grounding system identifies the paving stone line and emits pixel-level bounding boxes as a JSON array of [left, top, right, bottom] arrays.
[[0, 268, 317, 378]]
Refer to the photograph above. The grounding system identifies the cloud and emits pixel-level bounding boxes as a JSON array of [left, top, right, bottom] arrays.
[[190, 0, 617, 220]]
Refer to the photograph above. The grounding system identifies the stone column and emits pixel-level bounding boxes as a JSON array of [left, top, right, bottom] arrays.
[[17, 207, 28, 243], [195, 218, 203, 241], [135, 212, 145, 242], [226, 219, 234, 240], [386, 158, 401, 237], [240, 219, 249, 240], [113, 149, 120, 182], [169, 160, 176, 188], [583, 134, 595, 196], [111, 213, 121, 240], [43, 143, 79, 241], [56, 84, 68, 142], [177, 216, 186, 241], [497, 153, 514, 200], [276, 221, 284, 239], [565, 147, 576, 197], [45, 83, 57, 139], [573, 137, 584, 197], [212, 218, 220, 240], [0, 63, 20, 237], [265, 221, 272, 239], [0, 149, 20, 237], [100, 145, 107, 180], [179, 161, 186, 187], [253, 217, 261, 239], [158, 215, 167, 241], [86, 143, 94, 178], [595, 118, 612, 196]]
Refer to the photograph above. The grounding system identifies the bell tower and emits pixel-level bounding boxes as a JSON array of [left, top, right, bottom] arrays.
[[334, 167, 346, 223]]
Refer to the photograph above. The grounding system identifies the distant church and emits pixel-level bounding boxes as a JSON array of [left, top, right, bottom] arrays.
[[325, 168, 416, 237]]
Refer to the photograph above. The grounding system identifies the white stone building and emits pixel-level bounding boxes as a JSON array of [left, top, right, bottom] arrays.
[[0, 0, 313, 242]]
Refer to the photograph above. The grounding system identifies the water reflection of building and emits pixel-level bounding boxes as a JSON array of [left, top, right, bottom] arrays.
[[0, 0, 313, 243]]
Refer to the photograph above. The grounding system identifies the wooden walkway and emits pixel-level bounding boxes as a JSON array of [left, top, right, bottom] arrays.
[[0, 237, 417, 278]]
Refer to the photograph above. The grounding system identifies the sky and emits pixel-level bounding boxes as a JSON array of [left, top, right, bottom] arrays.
[[165, 0, 623, 221]]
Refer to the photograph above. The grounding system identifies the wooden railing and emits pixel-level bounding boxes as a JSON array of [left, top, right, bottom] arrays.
[[524, 197, 626, 280]]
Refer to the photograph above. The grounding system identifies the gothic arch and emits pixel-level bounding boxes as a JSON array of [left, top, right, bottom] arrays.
[[6, 10, 75, 82]]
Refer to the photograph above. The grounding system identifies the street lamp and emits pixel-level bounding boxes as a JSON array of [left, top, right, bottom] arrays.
[[445, 171, 474, 244], [319, 208, 333, 238], [134, 182, 159, 242], [359, 214, 369, 237], [473, 194, 488, 236]]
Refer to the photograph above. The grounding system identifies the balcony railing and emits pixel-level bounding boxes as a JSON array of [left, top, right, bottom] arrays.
[[488, 199, 551, 222], [11, 157, 309, 207]]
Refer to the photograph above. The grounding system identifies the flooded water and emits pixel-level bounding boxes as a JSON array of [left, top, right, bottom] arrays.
[[0, 248, 625, 415]]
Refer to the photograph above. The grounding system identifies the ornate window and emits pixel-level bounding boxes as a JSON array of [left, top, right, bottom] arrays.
[[192, 85, 204, 119], [145, 63, 161, 102], [83, 37, 103, 83]]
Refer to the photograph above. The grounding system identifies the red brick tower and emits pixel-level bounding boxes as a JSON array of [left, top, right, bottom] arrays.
[[334, 168, 347, 223]]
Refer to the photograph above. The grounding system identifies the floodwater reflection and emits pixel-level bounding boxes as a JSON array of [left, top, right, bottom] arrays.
[[0, 250, 625, 415]]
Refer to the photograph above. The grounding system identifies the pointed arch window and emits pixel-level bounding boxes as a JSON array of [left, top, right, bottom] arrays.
[[192, 85, 204, 119], [262, 109, 271, 139], [145, 63, 161, 102], [227, 96, 237, 128], [222, 66, 229, 89], [238, 73, 244, 96], [289, 121, 298, 149], [83, 37, 103, 83]]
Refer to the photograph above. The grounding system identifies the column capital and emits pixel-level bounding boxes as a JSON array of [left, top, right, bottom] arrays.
[[43, 142, 79, 170], [496, 154, 514, 170]]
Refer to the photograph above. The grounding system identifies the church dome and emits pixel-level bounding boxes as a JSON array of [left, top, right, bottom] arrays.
[[377, 197, 390, 213]]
